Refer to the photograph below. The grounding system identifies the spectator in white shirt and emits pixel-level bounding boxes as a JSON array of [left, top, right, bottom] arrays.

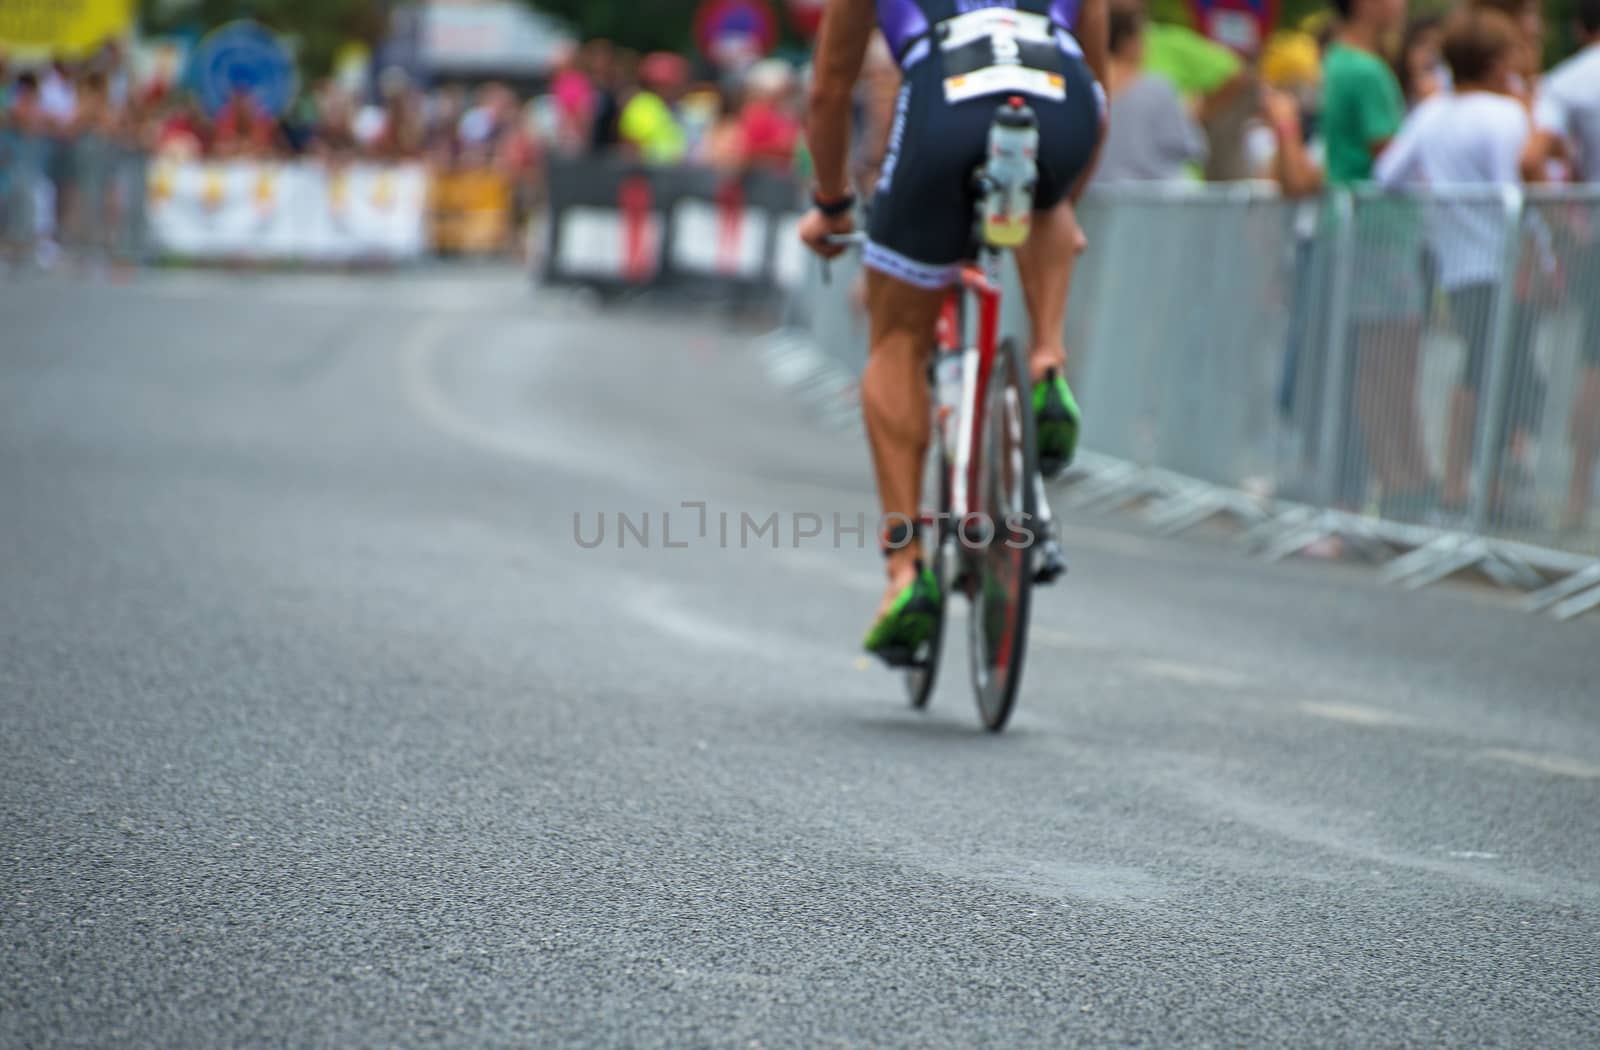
[[1523, 0, 1600, 531], [1376, 6, 1543, 520]]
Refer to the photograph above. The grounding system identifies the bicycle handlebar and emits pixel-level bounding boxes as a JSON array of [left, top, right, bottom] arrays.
[[818, 232, 867, 285]]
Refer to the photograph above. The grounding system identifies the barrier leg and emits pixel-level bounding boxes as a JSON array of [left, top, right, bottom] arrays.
[[1478, 550, 1546, 592], [1244, 504, 1317, 553], [1257, 510, 1344, 562], [1552, 583, 1600, 621], [1523, 563, 1600, 613], [1379, 535, 1495, 590]]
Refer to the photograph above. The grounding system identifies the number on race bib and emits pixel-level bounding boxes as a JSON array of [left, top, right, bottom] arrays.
[[937, 9, 1068, 104]]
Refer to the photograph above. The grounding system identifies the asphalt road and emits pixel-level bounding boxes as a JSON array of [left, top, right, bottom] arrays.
[[2, 269, 1597, 1049]]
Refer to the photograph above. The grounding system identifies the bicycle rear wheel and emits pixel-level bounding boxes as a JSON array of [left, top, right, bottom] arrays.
[[968, 336, 1036, 733]]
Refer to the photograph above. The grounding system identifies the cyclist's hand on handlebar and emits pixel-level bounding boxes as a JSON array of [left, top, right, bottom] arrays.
[[799, 208, 856, 260]]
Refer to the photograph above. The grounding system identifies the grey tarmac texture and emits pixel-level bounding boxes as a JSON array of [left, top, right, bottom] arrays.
[[1, 270, 1596, 1050]]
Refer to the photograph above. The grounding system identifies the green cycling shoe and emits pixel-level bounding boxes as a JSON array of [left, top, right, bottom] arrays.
[[1034, 368, 1081, 479], [863, 563, 943, 668]]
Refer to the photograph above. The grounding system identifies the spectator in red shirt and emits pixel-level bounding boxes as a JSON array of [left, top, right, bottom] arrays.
[[151, 88, 209, 159], [213, 88, 279, 158], [737, 59, 800, 173]]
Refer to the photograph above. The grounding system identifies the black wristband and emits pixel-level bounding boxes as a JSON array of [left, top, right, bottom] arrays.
[[813, 192, 856, 218]]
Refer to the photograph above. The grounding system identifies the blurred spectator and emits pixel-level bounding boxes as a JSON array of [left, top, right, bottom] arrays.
[[549, 42, 596, 156], [1260, 28, 1324, 476], [1524, 0, 1600, 531], [38, 58, 77, 263], [738, 59, 801, 174], [1377, 6, 1542, 523], [620, 52, 688, 166], [1093, 0, 1209, 185], [213, 87, 281, 158], [308, 83, 359, 162], [1526, 0, 1600, 181], [1259, 32, 1324, 195], [152, 88, 209, 159], [67, 71, 120, 263], [40, 58, 76, 130], [369, 80, 426, 161], [1138, 19, 1253, 180], [425, 85, 468, 168], [2, 71, 46, 267], [1469, 0, 1544, 100], [459, 82, 518, 168], [685, 82, 742, 170], [590, 44, 631, 154], [1322, 0, 1437, 519], [1394, 15, 1449, 107]]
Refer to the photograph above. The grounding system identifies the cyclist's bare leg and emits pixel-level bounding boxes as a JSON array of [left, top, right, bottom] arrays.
[[862, 268, 945, 616], [1014, 197, 1086, 382]]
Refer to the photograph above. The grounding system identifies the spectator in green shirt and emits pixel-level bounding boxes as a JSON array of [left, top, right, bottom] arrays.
[[1317, 0, 1438, 519], [1322, 5, 1408, 185]]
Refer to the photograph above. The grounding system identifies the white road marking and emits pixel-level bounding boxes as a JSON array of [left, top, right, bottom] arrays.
[[1479, 749, 1600, 780], [398, 315, 656, 492], [1135, 660, 1252, 689], [779, 549, 882, 593], [1298, 702, 1419, 729], [624, 588, 770, 654], [1179, 775, 1600, 905], [621, 583, 861, 674], [1030, 628, 1117, 653]]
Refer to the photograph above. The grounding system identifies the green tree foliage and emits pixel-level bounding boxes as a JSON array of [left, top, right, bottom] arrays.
[[524, 0, 703, 53], [138, 0, 387, 78], [140, 0, 1588, 79]]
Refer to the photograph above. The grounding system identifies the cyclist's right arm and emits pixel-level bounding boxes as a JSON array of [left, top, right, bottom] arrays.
[[807, 0, 879, 204]]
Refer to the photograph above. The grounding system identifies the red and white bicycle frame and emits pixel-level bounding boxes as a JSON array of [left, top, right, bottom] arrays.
[[930, 252, 1051, 574]]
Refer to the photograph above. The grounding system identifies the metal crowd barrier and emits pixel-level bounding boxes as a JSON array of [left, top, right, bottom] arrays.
[[765, 182, 1600, 621], [538, 156, 808, 301], [2, 130, 150, 268]]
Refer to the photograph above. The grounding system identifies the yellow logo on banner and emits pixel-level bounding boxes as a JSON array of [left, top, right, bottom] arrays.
[[253, 170, 277, 211], [149, 162, 174, 207], [201, 169, 226, 212], [0, 0, 135, 58], [371, 173, 395, 212], [328, 172, 348, 214]]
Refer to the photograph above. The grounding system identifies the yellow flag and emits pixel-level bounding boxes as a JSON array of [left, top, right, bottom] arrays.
[[0, 0, 135, 58]]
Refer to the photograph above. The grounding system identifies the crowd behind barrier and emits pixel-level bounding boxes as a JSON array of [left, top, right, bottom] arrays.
[[768, 182, 1600, 620], [2, 33, 816, 270], [0, 44, 554, 267]]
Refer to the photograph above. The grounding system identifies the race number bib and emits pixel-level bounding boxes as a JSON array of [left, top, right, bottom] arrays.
[[937, 8, 1067, 104]]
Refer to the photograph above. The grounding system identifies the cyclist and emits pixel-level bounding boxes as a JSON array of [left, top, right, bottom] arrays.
[[798, 0, 1108, 663]]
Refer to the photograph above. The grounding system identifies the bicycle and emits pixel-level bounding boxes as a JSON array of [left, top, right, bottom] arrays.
[[822, 99, 1063, 733]]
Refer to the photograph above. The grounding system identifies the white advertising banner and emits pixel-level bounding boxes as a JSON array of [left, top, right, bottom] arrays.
[[146, 159, 429, 261]]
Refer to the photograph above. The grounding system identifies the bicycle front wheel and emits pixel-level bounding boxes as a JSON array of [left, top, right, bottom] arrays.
[[968, 336, 1036, 733], [905, 429, 952, 711]]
